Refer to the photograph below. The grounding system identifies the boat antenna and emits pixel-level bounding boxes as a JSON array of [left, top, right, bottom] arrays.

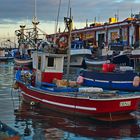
[[65, 8, 72, 83]]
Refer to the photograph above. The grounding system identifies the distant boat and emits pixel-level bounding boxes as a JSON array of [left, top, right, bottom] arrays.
[[14, 24, 36, 70], [0, 48, 13, 61], [57, 37, 92, 67], [69, 40, 92, 67]]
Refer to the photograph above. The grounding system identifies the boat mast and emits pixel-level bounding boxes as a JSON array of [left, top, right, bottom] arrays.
[[65, 8, 72, 83], [55, 0, 61, 34], [32, 0, 39, 45], [18, 25, 26, 48]]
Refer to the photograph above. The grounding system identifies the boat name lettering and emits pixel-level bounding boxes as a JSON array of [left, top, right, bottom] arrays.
[[120, 101, 131, 107]]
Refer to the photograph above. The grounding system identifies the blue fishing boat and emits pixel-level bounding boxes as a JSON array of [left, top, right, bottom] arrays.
[[80, 64, 140, 91], [80, 46, 140, 92]]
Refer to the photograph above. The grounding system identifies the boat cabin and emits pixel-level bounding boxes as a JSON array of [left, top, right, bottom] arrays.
[[32, 51, 65, 85]]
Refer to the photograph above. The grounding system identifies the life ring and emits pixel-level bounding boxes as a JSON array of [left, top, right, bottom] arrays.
[[56, 34, 68, 51], [133, 76, 140, 87]]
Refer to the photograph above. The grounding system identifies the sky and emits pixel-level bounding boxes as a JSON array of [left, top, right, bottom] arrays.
[[0, 0, 140, 42]]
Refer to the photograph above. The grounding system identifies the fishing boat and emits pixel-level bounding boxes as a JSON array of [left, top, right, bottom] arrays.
[[14, 25, 33, 70], [81, 46, 140, 91], [14, 8, 44, 70], [14, 17, 140, 122], [81, 62, 140, 92], [56, 35, 92, 67], [14, 17, 48, 70]]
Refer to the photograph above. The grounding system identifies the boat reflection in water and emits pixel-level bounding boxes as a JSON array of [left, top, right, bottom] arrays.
[[14, 101, 140, 140]]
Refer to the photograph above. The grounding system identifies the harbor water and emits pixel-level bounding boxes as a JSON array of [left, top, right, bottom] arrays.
[[0, 62, 140, 140]]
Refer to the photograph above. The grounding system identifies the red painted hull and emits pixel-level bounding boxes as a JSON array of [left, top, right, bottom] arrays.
[[17, 81, 140, 121]]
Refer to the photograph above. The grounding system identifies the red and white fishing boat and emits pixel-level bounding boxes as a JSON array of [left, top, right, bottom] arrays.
[[15, 17, 140, 122]]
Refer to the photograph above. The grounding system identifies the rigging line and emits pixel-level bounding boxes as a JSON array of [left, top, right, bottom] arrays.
[[36, 27, 48, 36], [55, 0, 62, 34]]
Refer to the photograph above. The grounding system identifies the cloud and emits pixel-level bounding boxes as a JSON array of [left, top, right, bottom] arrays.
[[0, 0, 140, 36], [71, 0, 140, 22], [0, 0, 69, 22], [0, 0, 139, 23]]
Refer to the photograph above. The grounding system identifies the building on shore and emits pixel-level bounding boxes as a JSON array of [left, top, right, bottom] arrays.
[[47, 13, 140, 55]]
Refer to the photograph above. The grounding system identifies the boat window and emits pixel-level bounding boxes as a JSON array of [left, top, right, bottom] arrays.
[[38, 56, 41, 70], [47, 57, 54, 67]]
